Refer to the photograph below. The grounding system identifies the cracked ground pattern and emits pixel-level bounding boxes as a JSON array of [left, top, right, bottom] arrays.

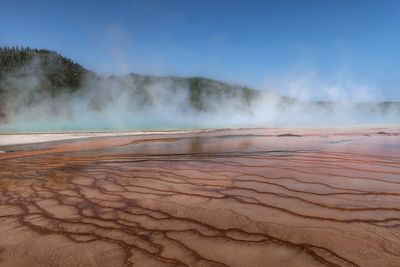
[[0, 128, 399, 266]]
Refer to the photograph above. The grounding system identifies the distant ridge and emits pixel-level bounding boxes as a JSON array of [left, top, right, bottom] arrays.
[[0, 47, 87, 91], [0, 47, 399, 125], [0, 47, 283, 116]]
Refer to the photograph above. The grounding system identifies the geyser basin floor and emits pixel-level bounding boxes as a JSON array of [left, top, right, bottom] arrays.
[[0, 128, 399, 266]]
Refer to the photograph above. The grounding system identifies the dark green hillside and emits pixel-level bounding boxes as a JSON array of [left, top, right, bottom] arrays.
[[0, 47, 88, 93], [0, 46, 398, 124], [127, 73, 265, 111], [0, 47, 265, 108], [0, 47, 91, 121], [0, 47, 276, 123]]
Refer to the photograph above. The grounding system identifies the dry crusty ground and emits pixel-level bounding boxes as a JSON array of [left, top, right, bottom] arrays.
[[0, 128, 399, 267]]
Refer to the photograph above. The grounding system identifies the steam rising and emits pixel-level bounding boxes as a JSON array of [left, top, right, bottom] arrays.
[[1, 57, 399, 132]]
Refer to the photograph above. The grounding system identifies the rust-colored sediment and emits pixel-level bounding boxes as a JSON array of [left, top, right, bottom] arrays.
[[0, 128, 399, 266]]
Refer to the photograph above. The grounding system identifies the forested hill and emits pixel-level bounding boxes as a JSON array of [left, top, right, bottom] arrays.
[[0, 47, 280, 114], [0, 47, 88, 92], [0, 47, 399, 127]]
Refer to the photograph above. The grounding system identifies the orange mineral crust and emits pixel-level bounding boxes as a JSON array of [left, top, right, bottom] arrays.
[[0, 128, 399, 266]]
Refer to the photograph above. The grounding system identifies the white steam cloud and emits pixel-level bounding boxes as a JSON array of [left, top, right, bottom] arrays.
[[0, 57, 399, 132]]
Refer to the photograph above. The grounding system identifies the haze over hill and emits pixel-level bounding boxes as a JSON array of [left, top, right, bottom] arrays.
[[0, 47, 399, 131]]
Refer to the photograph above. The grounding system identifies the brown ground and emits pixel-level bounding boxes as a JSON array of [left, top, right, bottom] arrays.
[[0, 128, 399, 267]]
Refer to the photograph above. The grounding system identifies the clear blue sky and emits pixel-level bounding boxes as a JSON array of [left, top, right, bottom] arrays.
[[1, 0, 399, 100]]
